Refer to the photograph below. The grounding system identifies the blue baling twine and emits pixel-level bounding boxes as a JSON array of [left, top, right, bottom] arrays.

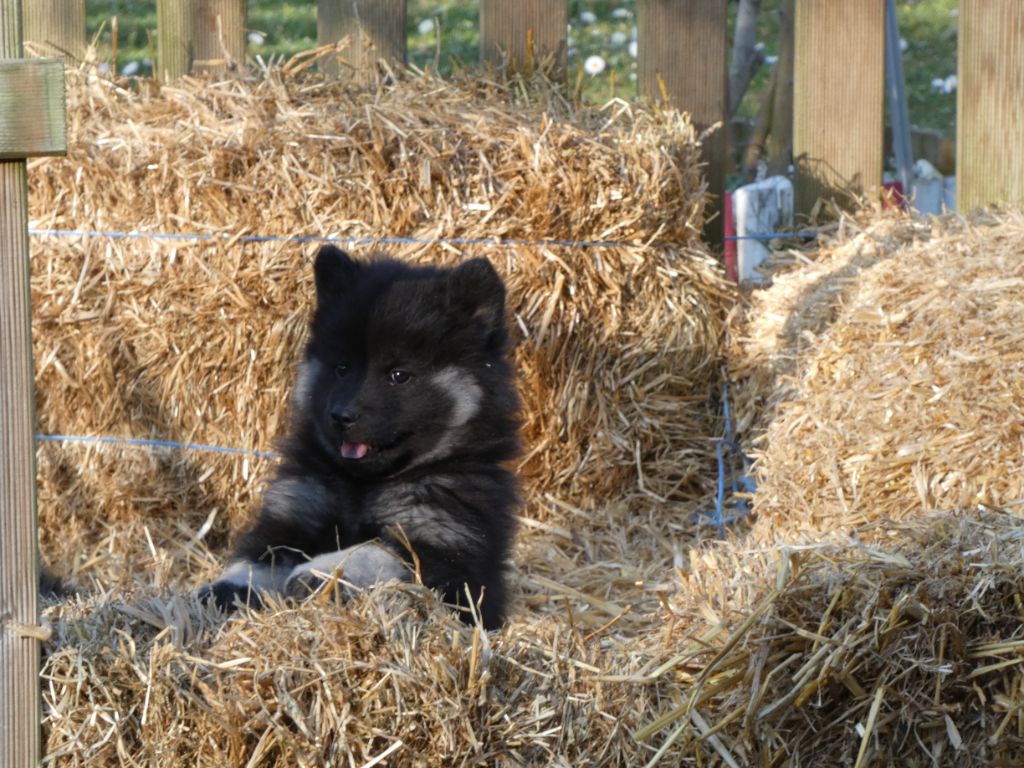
[[724, 231, 817, 242], [38, 400, 758, 537], [31, 227, 641, 250], [37, 387, 760, 536], [29, 227, 815, 247], [695, 382, 756, 538], [36, 433, 278, 460]]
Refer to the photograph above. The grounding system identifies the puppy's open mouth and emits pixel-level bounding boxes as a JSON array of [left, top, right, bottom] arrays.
[[340, 441, 370, 460], [340, 432, 409, 462]]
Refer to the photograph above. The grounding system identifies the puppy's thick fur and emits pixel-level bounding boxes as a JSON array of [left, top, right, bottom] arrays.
[[203, 247, 520, 629]]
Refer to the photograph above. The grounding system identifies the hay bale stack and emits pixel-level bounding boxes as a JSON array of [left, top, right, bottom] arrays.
[[33, 67, 737, 766], [33, 85, 1024, 766], [729, 214, 1024, 543], [30, 69, 732, 588]]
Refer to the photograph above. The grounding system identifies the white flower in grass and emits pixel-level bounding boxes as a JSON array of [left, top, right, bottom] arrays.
[[612, 8, 631, 19], [584, 55, 606, 76], [899, 37, 909, 53], [122, 60, 140, 76], [765, 54, 778, 66], [417, 18, 435, 35], [248, 31, 266, 46], [611, 31, 627, 46], [628, 40, 638, 59], [580, 10, 597, 24], [944, 74, 958, 93]]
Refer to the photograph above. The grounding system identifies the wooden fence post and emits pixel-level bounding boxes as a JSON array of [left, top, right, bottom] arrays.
[[23, 0, 85, 61], [157, 0, 195, 82], [480, 0, 568, 79], [317, 0, 407, 80], [0, 3, 68, 767], [793, 0, 885, 216], [194, 0, 246, 74], [637, 0, 728, 247], [957, 0, 1024, 210]]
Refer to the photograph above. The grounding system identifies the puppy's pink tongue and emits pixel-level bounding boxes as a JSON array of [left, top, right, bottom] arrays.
[[341, 441, 369, 460]]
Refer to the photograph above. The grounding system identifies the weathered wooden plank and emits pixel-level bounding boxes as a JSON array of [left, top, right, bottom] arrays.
[[0, 159, 39, 768], [637, 0, 728, 246], [480, 0, 568, 79], [1, 2, 45, 767], [157, 0, 195, 81], [793, 0, 885, 215], [958, 0, 1024, 210], [318, 0, 407, 80], [194, 0, 246, 73], [0, 59, 67, 160], [23, 0, 85, 61]]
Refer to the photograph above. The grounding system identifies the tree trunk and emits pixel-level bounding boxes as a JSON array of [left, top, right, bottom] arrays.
[[742, 62, 776, 179], [728, 0, 763, 116], [766, 0, 794, 176]]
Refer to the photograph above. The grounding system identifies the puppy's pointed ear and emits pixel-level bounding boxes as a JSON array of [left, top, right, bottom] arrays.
[[314, 246, 360, 300], [447, 258, 506, 335]]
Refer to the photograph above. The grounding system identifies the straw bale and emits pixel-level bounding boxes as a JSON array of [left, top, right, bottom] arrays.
[[618, 212, 1024, 764], [44, 583, 687, 767], [727, 211, 932, 437], [645, 510, 1024, 766], [728, 213, 1024, 544]]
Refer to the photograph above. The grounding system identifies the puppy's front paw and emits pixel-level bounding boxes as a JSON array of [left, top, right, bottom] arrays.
[[283, 568, 330, 599], [197, 579, 265, 611], [285, 543, 410, 600], [199, 560, 287, 611]]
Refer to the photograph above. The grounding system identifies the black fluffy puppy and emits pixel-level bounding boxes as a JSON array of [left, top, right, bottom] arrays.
[[202, 247, 520, 629]]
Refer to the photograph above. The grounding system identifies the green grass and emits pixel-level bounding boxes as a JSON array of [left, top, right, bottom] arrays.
[[246, 1, 317, 62], [898, 0, 959, 134], [85, 0, 957, 134]]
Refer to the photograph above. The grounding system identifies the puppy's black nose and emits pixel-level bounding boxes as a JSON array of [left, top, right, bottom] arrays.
[[330, 405, 359, 427]]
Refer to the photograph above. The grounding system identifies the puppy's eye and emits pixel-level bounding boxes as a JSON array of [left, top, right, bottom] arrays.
[[335, 363, 350, 378], [389, 369, 412, 385]]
